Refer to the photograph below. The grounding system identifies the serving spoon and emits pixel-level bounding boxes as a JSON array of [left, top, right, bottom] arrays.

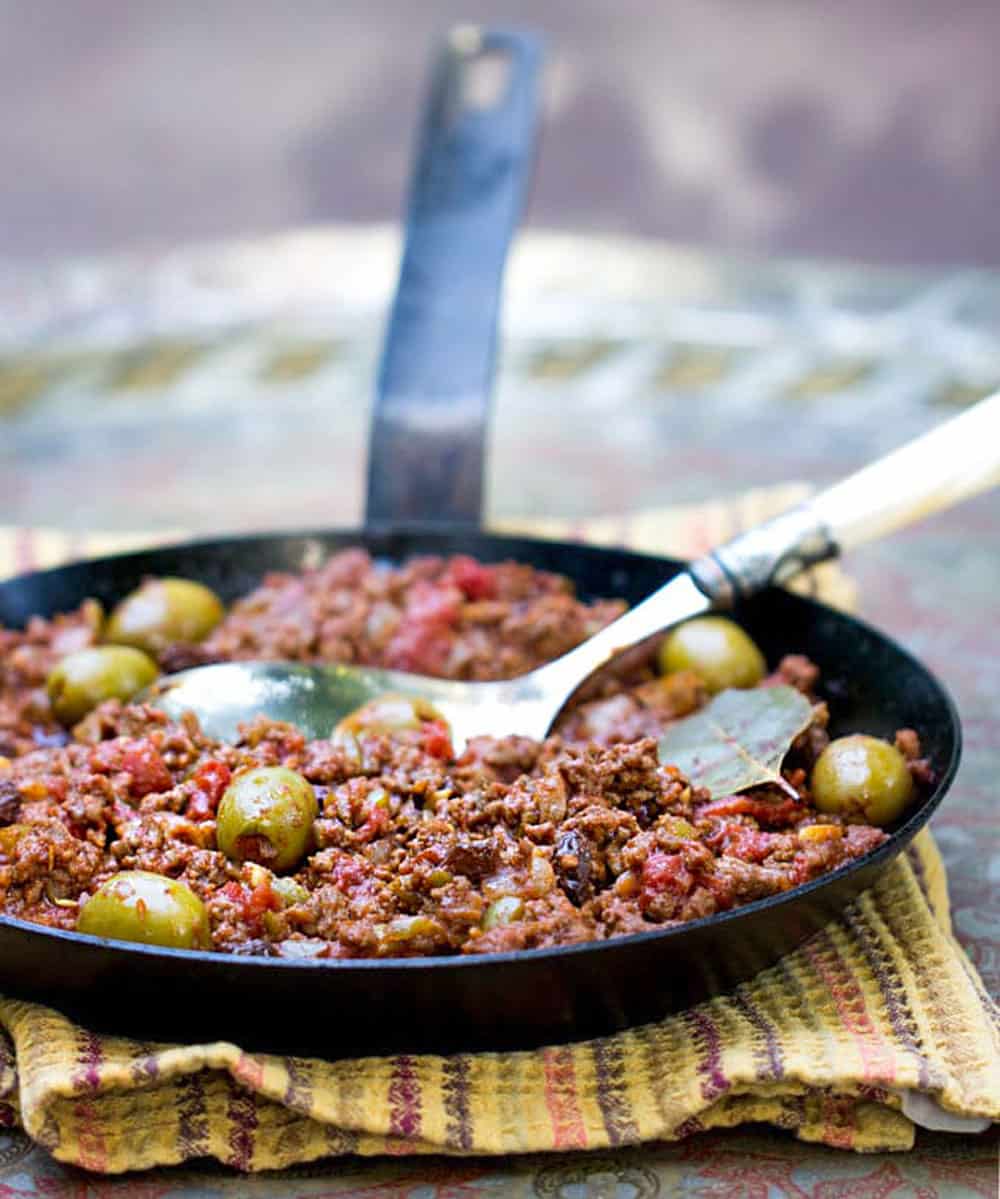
[[148, 392, 1000, 747]]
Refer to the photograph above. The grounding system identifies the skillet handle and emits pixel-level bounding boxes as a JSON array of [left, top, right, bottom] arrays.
[[365, 27, 545, 528], [690, 390, 1000, 604]]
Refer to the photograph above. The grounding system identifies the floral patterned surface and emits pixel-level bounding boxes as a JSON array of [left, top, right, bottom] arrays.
[[0, 226, 994, 1193], [0, 1125, 995, 1197]]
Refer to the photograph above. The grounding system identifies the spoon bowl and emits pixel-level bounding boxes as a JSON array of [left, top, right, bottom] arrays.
[[149, 659, 554, 748]]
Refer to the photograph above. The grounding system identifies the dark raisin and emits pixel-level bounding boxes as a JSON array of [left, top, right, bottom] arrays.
[[0, 781, 20, 826], [555, 829, 594, 905], [446, 836, 497, 880]]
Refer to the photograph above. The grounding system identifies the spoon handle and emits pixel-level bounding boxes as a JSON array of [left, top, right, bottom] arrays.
[[690, 390, 1000, 604], [528, 391, 1000, 717], [810, 389, 1000, 551]]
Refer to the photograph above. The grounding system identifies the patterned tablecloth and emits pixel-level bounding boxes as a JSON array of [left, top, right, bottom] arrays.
[[0, 226, 995, 1195]]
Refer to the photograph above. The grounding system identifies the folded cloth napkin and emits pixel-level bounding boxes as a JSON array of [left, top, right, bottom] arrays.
[[0, 486, 994, 1174]]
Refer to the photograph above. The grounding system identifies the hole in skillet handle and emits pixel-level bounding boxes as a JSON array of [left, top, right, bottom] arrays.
[[458, 43, 514, 112]]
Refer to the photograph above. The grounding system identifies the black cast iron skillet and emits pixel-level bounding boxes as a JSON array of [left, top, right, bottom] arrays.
[[0, 30, 960, 1056]]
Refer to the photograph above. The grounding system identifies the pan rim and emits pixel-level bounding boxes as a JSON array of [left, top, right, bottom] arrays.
[[0, 523, 962, 974]]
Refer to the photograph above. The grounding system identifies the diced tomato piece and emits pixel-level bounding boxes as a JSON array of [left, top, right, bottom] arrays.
[[194, 759, 231, 797], [185, 794, 214, 823], [355, 804, 390, 845], [218, 878, 278, 935], [384, 580, 462, 672], [640, 851, 694, 912], [412, 844, 448, 868], [90, 741, 124, 773], [731, 828, 778, 863], [384, 625, 453, 675], [421, 720, 453, 760], [330, 853, 369, 892], [122, 743, 173, 798], [704, 818, 779, 862], [407, 581, 462, 628], [60, 814, 88, 841], [247, 878, 281, 920], [445, 555, 497, 601], [642, 852, 693, 893], [698, 794, 802, 828], [220, 881, 246, 904], [703, 818, 736, 851], [702, 872, 736, 911], [186, 759, 231, 822]]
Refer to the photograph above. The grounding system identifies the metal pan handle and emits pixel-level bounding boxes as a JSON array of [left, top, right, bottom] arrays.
[[365, 27, 545, 528]]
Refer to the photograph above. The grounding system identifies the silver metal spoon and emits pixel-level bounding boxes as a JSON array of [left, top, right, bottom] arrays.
[[148, 394, 1000, 747]]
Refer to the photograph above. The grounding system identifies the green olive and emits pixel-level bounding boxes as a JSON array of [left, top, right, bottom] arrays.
[[333, 693, 448, 741], [810, 735, 915, 826], [77, 870, 210, 949], [658, 617, 765, 693], [47, 646, 159, 725], [105, 578, 224, 654], [216, 766, 318, 872]]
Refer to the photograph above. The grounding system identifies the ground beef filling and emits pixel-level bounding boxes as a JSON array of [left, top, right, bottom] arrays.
[[0, 689, 904, 959], [0, 551, 924, 959], [0, 601, 103, 757], [190, 550, 626, 680]]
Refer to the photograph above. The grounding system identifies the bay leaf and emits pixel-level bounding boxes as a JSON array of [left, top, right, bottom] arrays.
[[658, 684, 814, 800]]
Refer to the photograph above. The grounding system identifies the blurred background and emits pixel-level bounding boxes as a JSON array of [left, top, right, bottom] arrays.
[[2, 0, 1000, 540], [3, 0, 1000, 266]]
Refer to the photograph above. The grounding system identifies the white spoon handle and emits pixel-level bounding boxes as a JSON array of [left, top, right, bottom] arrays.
[[690, 391, 1000, 604], [810, 390, 1000, 552]]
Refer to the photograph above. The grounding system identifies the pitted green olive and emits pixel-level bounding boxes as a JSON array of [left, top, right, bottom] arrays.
[[77, 871, 210, 949], [105, 578, 224, 654], [47, 646, 159, 725], [810, 735, 915, 826], [216, 766, 318, 872], [658, 617, 765, 693]]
